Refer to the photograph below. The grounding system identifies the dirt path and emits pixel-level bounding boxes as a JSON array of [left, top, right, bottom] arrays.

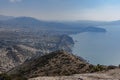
[[29, 69, 120, 80]]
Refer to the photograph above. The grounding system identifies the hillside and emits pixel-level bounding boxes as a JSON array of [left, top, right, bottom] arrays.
[[8, 50, 90, 78], [0, 16, 106, 34], [0, 50, 117, 80], [0, 32, 74, 73]]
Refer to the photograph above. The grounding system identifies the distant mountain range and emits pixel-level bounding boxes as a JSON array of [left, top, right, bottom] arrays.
[[1, 15, 120, 26], [0, 15, 106, 34], [61, 20, 120, 27], [0, 15, 14, 21]]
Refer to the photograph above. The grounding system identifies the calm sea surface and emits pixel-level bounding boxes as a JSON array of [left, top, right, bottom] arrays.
[[70, 25, 120, 65]]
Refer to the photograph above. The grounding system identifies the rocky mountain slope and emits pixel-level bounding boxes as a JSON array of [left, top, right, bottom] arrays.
[[7, 50, 118, 80], [0, 44, 37, 72], [0, 30, 74, 73], [7, 50, 90, 78], [1, 50, 118, 80]]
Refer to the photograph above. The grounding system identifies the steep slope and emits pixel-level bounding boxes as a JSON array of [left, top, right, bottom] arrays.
[[8, 50, 90, 78], [0, 44, 37, 72]]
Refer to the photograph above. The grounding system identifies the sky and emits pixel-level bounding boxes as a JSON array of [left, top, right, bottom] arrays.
[[1, 0, 120, 21]]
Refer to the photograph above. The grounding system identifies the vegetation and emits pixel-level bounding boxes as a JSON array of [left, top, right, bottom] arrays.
[[0, 73, 27, 80], [107, 65, 118, 70], [8, 50, 90, 78], [89, 64, 107, 73], [0, 73, 11, 80]]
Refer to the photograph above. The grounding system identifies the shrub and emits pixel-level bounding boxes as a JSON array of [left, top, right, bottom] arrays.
[[0, 73, 28, 80], [119, 64, 120, 68], [107, 65, 117, 70], [89, 64, 106, 72], [0, 73, 12, 80], [10, 74, 27, 80]]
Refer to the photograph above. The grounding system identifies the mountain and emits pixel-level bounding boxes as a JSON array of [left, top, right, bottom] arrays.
[[1, 50, 116, 80], [0, 34, 74, 73], [0, 16, 106, 34], [63, 20, 107, 26], [0, 44, 37, 72], [0, 15, 14, 21], [8, 50, 90, 78], [5, 17, 46, 25], [64, 20, 120, 26], [107, 20, 120, 25], [84, 26, 106, 32]]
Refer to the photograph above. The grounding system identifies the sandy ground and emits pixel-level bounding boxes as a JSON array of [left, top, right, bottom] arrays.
[[29, 69, 120, 80]]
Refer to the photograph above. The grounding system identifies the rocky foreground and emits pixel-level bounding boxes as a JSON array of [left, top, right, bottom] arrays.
[[29, 69, 120, 80], [7, 50, 89, 78], [6, 50, 120, 80]]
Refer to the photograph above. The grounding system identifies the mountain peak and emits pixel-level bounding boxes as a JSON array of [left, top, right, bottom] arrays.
[[10, 16, 41, 23], [8, 50, 89, 78]]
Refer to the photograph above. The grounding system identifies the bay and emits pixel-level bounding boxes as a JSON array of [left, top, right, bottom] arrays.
[[70, 25, 120, 65]]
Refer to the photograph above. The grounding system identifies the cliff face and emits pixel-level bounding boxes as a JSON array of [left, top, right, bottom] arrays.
[[57, 35, 74, 52], [8, 50, 89, 78]]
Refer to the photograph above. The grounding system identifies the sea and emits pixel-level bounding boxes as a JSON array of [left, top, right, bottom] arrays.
[[70, 25, 120, 65]]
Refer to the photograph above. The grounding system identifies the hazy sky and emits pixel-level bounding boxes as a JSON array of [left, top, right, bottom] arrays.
[[1, 0, 120, 21]]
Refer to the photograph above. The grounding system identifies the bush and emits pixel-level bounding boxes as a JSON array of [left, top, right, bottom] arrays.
[[89, 64, 106, 72], [10, 74, 27, 80], [0, 73, 12, 80], [78, 63, 86, 69], [0, 73, 28, 80], [119, 64, 120, 68], [107, 65, 117, 70]]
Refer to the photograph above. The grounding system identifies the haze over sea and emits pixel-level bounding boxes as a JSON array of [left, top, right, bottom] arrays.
[[71, 25, 120, 65]]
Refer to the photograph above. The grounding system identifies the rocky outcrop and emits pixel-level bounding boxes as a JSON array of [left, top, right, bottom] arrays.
[[8, 50, 89, 78]]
